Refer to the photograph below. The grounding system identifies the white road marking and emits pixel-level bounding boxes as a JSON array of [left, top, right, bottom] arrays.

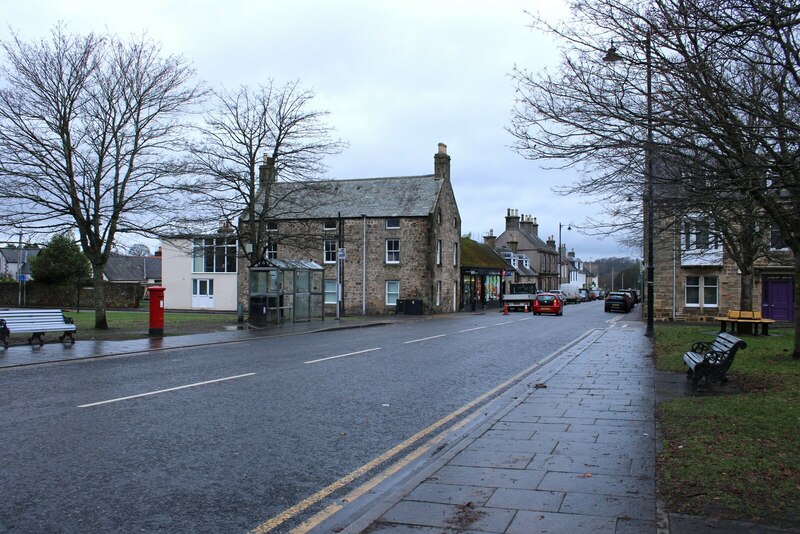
[[459, 326, 487, 333], [305, 348, 382, 364], [517, 317, 533, 322], [494, 321, 514, 326], [403, 334, 447, 344], [78, 373, 256, 408]]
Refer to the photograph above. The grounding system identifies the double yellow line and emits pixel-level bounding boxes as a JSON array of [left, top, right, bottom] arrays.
[[250, 330, 599, 533]]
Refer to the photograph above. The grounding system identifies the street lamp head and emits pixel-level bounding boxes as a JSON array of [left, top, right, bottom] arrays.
[[603, 44, 624, 63]]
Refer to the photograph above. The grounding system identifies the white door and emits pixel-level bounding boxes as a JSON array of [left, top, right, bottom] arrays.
[[192, 278, 215, 308]]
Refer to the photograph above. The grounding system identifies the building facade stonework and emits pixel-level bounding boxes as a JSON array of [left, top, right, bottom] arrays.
[[238, 143, 461, 316]]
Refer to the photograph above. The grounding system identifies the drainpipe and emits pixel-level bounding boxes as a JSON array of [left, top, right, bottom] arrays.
[[361, 214, 367, 315]]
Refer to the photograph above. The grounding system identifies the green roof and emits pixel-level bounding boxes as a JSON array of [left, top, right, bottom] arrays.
[[460, 237, 510, 269]]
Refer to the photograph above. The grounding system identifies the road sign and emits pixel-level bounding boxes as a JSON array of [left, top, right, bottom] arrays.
[[338, 248, 346, 260]]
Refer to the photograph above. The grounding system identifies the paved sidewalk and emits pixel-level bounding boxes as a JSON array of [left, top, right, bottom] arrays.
[[324, 322, 662, 533]]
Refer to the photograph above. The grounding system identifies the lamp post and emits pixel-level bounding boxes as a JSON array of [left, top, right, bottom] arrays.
[[604, 33, 655, 337], [557, 223, 571, 286]]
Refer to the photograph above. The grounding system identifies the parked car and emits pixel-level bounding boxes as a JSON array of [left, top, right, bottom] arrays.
[[621, 288, 640, 303], [533, 292, 564, 316], [605, 291, 631, 313], [578, 288, 589, 302], [618, 289, 637, 307]]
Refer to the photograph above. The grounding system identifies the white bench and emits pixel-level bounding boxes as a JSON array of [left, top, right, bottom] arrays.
[[0, 309, 77, 348]]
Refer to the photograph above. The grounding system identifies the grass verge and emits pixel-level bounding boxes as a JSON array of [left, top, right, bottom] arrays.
[[63, 309, 240, 341], [654, 324, 800, 526]]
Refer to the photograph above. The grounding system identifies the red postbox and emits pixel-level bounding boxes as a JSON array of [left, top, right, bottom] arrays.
[[148, 286, 166, 336]]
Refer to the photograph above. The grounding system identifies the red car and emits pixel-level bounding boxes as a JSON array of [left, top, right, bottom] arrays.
[[533, 292, 564, 316]]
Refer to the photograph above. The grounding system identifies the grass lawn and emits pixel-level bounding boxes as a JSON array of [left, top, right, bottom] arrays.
[[63, 309, 240, 341], [654, 324, 800, 526]]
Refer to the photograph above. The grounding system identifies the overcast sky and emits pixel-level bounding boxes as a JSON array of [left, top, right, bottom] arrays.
[[2, 0, 636, 261]]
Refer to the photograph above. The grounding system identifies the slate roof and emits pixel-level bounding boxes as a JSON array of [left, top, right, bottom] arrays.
[[0, 247, 40, 263], [252, 175, 443, 220], [104, 255, 162, 282], [460, 238, 511, 270]]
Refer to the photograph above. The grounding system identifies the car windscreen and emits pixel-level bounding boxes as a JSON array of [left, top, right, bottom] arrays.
[[608, 295, 625, 301]]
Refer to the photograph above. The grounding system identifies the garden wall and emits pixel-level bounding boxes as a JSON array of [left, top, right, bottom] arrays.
[[0, 282, 141, 309]]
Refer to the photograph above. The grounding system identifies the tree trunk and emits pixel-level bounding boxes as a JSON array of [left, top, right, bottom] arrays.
[[739, 271, 754, 311], [93, 265, 108, 330]]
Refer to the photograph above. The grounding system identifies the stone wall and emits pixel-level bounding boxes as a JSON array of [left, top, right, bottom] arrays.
[[0, 282, 141, 309]]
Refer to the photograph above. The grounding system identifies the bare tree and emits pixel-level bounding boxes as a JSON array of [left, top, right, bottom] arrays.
[[509, 0, 800, 357], [0, 25, 204, 328], [184, 80, 346, 265], [127, 244, 151, 257]]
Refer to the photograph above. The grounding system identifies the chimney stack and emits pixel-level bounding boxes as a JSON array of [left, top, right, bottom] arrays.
[[531, 217, 539, 236], [520, 214, 534, 235], [568, 248, 576, 259], [505, 208, 520, 231], [258, 154, 276, 189], [483, 229, 496, 250], [508, 233, 518, 253], [434, 143, 450, 181]]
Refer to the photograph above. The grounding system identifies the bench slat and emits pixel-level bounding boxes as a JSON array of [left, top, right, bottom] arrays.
[[0, 309, 77, 347], [683, 332, 746, 386]]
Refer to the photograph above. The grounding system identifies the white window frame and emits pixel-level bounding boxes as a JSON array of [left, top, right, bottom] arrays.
[[386, 239, 400, 264], [685, 275, 719, 308], [453, 242, 458, 266], [436, 281, 441, 306], [324, 279, 337, 304], [266, 240, 277, 259], [386, 218, 400, 229], [324, 239, 338, 264], [192, 237, 237, 273], [323, 220, 337, 231], [386, 280, 400, 306], [436, 240, 442, 265]]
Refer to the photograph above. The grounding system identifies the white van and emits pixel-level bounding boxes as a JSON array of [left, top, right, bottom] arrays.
[[558, 283, 581, 304]]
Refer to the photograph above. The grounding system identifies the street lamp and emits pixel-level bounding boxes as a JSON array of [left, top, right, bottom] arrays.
[[558, 223, 571, 286], [604, 34, 656, 338]]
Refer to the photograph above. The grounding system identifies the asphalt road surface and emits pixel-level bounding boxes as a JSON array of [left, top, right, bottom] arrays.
[[1, 301, 614, 533]]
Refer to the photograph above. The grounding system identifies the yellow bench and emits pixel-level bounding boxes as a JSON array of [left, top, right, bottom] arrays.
[[714, 310, 776, 335]]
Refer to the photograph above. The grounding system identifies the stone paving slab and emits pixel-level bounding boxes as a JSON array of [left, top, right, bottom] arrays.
[[338, 324, 658, 534]]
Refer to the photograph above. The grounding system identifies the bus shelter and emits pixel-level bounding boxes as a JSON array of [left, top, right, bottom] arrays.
[[249, 259, 324, 325]]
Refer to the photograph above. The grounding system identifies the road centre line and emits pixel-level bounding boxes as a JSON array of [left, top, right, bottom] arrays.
[[517, 316, 533, 321], [494, 320, 515, 326], [403, 334, 447, 344], [458, 326, 486, 333], [77, 373, 256, 408], [305, 348, 382, 364]]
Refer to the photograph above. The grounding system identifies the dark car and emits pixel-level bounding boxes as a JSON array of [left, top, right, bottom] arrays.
[[618, 289, 637, 307], [533, 292, 564, 316], [605, 291, 631, 313]]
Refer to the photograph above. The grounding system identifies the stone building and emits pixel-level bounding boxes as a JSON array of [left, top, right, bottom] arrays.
[[239, 143, 461, 316], [647, 166, 795, 323], [493, 210, 559, 292], [649, 214, 794, 323]]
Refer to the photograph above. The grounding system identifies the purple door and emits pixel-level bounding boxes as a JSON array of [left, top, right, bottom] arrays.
[[762, 279, 794, 321]]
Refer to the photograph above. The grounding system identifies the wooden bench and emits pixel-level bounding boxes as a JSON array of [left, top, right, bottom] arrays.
[[683, 332, 747, 386], [714, 310, 776, 335], [0, 309, 77, 348]]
